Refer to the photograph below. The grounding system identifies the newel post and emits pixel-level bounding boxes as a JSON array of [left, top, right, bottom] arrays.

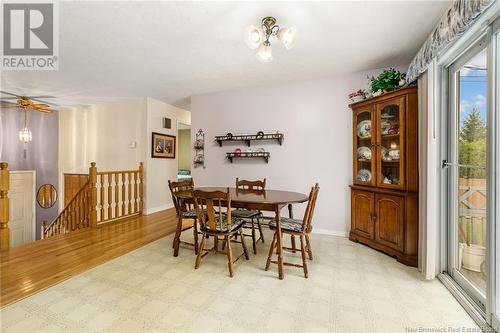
[[0, 162, 10, 251], [139, 162, 144, 214], [89, 162, 98, 228]]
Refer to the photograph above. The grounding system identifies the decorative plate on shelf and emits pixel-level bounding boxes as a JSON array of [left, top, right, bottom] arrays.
[[357, 147, 371, 161], [356, 169, 371, 182], [380, 119, 392, 135], [357, 120, 371, 138], [381, 147, 390, 161], [350, 95, 365, 103]]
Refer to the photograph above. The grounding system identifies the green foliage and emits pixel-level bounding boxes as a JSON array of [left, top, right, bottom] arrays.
[[458, 108, 487, 178], [459, 107, 486, 142], [368, 68, 406, 92], [459, 139, 486, 178]]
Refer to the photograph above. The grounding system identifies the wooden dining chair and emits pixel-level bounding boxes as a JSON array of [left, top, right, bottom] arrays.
[[231, 178, 266, 254], [265, 183, 319, 278], [193, 188, 249, 277], [169, 179, 201, 257]]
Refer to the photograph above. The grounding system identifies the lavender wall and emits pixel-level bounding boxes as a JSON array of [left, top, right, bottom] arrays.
[[0, 108, 59, 239], [191, 66, 407, 235]]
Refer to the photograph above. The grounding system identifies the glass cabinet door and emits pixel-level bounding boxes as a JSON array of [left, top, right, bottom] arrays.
[[376, 97, 405, 190], [353, 107, 376, 186]]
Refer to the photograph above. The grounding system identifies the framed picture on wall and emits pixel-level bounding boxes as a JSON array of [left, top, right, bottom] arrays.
[[151, 132, 176, 158]]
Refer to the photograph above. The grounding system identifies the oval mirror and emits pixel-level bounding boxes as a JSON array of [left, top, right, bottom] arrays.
[[37, 184, 57, 209]]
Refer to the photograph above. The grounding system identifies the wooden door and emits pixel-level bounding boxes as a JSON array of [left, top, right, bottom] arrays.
[[64, 173, 88, 206], [351, 190, 374, 239], [375, 96, 406, 190], [353, 106, 376, 186], [374, 194, 404, 251], [9, 171, 35, 246]]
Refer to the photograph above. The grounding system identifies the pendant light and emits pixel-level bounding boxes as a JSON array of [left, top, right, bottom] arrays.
[[19, 109, 32, 144]]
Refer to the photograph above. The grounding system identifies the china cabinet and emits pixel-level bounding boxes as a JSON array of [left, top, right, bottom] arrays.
[[349, 87, 418, 266]]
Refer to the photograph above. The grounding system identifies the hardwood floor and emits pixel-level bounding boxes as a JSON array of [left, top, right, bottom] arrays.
[[0, 208, 177, 307]]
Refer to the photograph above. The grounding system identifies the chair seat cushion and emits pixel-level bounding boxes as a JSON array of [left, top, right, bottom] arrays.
[[268, 217, 303, 232], [230, 209, 261, 218], [202, 215, 245, 232], [181, 209, 204, 219]]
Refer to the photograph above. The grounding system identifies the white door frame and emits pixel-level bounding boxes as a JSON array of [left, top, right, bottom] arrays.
[[435, 10, 500, 328]]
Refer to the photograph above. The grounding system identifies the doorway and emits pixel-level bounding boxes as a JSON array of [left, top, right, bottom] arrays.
[[9, 170, 35, 246], [177, 122, 191, 180]]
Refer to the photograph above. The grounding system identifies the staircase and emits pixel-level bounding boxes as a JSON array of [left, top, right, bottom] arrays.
[[42, 162, 144, 239]]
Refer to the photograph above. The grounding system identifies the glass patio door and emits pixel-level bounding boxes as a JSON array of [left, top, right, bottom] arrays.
[[445, 38, 489, 309]]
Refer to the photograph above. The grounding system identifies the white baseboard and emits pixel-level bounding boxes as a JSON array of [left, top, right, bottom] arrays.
[[144, 203, 174, 215], [312, 228, 349, 238]]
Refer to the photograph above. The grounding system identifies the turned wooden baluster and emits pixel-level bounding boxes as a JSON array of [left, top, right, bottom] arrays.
[[89, 162, 98, 228], [107, 173, 113, 219], [139, 162, 144, 214], [134, 171, 139, 213], [128, 172, 132, 215], [0, 162, 9, 251], [121, 173, 126, 216], [99, 174, 105, 221], [114, 173, 119, 218]]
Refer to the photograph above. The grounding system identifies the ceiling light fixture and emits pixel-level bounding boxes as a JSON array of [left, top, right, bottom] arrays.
[[245, 17, 296, 63], [19, 109, 32, 144]]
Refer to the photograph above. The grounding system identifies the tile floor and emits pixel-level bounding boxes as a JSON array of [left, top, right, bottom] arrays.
[[0, 230, 478, 332]]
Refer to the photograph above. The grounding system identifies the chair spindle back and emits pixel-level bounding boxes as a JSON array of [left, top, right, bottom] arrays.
[[168, 179, 195, 216], [235, 178, 266, 190], [302, 183, 320, 233], [193, 188, 232, 233]]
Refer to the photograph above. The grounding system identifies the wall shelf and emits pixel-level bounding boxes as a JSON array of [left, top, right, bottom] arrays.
[[215, 133, 283, 147], [226, 152, 270, 163]]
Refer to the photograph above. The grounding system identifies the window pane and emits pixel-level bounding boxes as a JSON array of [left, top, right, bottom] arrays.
[[456, 48, 487, 296]]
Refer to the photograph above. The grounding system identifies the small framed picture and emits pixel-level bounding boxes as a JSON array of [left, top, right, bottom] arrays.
[[151, 132, 176, 158]]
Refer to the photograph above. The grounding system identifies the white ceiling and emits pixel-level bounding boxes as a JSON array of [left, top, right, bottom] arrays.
[[1, 1, 450, 110]]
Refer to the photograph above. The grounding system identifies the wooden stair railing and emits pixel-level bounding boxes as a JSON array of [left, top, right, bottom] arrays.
[[94, 162, 144, 224], [0, 162, 10, 250], [43, 162, 144, 239], [42, 179, 91, 238]]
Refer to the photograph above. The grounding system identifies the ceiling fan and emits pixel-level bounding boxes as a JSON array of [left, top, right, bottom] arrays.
[[0, 90, 58, 113]]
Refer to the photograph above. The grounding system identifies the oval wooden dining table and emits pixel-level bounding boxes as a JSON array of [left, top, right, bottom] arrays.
[[176, 187, 309, 279]]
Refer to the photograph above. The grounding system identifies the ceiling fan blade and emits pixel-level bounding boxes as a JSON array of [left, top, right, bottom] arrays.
[[0, 91, 21, 98], [36, 108, 54, 113], [28, 95, 56, 99], [32, 103, 50, 108], [30, 98, 59, 106], [0, 97, 20, 100], [0, 101, 18, 108]]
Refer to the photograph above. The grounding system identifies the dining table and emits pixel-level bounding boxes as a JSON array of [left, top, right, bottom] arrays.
[[176, 187, 309, 279]]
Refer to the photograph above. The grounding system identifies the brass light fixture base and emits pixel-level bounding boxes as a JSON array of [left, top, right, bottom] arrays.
[[261, 16, 276, 29], [261, 17, 279, 42]]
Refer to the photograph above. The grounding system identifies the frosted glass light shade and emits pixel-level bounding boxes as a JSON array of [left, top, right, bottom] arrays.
[[278, 27, 296, 50], [245, 25, 263, 49], [19, 127, 32, 143], [256, 42, 273, 62]]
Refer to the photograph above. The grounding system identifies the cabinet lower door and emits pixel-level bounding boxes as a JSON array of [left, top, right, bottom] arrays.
[[374, 194, 404, 251], [351, 190, 374, 239]]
